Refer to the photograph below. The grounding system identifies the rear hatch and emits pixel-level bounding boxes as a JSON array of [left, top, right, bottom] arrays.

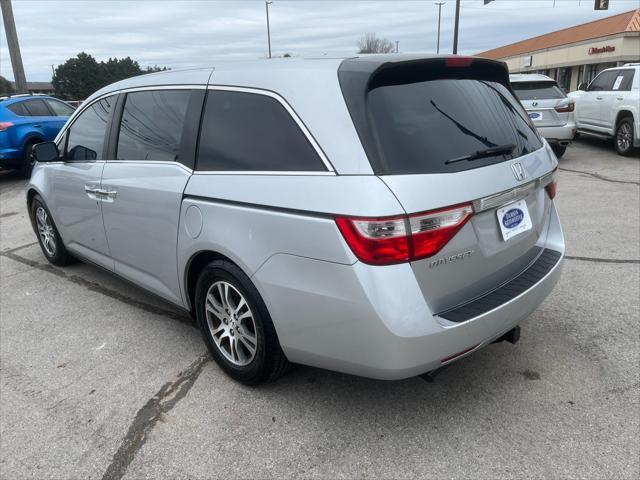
[[338, 56, 557, 314], [511, 80, 572, 127]]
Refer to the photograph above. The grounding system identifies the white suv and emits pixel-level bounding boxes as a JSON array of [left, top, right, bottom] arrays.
[[570, 63, 640, 156]]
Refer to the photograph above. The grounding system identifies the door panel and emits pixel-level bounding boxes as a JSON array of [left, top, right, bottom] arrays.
[[100, 163, 190, 305], [47, 95, 116, 270], [48, 161, 113, 269]]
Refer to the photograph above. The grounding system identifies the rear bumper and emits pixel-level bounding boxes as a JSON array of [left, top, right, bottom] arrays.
[[538, 123, 576, 145], [254, 203, 565, 380]]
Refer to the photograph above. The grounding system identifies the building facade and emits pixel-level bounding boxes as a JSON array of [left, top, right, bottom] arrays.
[[477, 9, 640, 92]]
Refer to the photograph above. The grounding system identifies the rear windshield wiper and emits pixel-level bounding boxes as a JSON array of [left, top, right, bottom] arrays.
[[445, 144, 516, 165]]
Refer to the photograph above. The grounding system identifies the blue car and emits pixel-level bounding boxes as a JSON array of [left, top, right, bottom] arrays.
[[0, 94, 75, 176]]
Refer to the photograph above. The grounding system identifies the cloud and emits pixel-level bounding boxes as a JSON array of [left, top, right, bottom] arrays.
[[0, 0, 637, 81]]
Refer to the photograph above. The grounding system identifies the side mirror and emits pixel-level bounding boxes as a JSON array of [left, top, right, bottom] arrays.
[[577, 82, 588, 91], [32, 141, 60, 163]]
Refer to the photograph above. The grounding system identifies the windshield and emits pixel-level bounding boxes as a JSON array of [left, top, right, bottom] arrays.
[[364, 79, 542, 175], [511, 81, 566, 100]]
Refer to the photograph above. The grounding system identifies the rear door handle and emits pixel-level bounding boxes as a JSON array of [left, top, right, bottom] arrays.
[[95, 187, 117, 202]]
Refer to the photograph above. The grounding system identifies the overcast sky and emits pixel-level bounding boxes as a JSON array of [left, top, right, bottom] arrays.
[[1, 0, 638, 81]]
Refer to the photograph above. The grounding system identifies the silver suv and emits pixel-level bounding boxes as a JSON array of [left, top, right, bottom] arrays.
[[569, 63, 640, 156], [510, 74, 576, 158], [28, 56, 564, 384]]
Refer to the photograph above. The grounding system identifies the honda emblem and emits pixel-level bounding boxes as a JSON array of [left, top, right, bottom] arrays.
[[511, 162, 525, 181]]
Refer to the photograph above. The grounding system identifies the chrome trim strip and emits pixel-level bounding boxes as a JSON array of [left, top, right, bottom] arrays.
[[192, 170, 334, 176], [473, 171, 555, 213], [206, 85, 336, 174]]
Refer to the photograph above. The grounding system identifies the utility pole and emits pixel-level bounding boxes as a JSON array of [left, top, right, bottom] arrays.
[[1, 0, 27, 92], [265, 1, 273, 59], [435, 2, 445, 54], [452, 0, 460, 54], [395, 40, 399, 53]]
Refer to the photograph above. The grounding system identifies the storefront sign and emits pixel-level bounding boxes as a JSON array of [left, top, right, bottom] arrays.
[[588, 45, 615, 55]]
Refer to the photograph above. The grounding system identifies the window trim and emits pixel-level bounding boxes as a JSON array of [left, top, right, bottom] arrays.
[[54, 84, 336, 176], [194, 85, 335, 176]]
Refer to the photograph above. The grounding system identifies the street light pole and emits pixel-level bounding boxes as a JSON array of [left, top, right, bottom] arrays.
[[435, 2, 445, 54], [452, 0, 460, 54], [265, 1, 273, 59], [0, 0, 28, 92], [395, 40, 399, 53]]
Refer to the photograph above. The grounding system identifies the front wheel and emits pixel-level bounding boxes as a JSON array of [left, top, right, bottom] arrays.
[[29, 195, 73, 266], [195, 260, 289, 385], [615, 118, 637, 156]]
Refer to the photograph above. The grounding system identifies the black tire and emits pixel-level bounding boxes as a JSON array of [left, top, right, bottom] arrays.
[[20, 142, 36, 178], [29, 195, 73, 266], [551, 145, 566, 158], [195, 260, 289, 385], [614, 118, 638, 157]]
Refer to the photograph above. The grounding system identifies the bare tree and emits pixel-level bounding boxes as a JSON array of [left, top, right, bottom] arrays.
[[357, 33, 396, 54]]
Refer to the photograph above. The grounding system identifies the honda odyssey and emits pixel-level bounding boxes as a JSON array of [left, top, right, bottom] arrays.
[[27, 55, 564, 384]]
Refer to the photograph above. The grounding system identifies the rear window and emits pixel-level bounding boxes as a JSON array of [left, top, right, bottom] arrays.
[[361, 78, 542, 175], [511, 81, 566, 100]]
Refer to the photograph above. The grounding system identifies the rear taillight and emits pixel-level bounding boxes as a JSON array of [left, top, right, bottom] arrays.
[[554, 102, 575, 113], [545, 169, 558, 199], [0, 121, 14, 132], [336, 203, 473, 266]]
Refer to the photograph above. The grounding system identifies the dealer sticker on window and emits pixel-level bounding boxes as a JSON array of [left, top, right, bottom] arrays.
[[497, 199, 532, 241], [528, 112, 543, 121]]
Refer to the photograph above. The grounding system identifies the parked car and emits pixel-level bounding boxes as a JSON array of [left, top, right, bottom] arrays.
[[0, 94, 75, 176], [27, 56, 564, 385], [569, 63, 640, 156], [510, 74, 576, 158]]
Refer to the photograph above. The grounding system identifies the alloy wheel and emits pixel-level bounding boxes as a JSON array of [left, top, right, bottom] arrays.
[[35, 206, 57, 257], [617, 122, 632, 152], [205, 281, 258, 366]]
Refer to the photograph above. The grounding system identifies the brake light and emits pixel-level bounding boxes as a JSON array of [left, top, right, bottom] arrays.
[[0, 122, 14, 132], [336, 203, 473, 266], [554, 102, 575, 113], [545, 169, 558, 199], [445, 56, 474, 68]]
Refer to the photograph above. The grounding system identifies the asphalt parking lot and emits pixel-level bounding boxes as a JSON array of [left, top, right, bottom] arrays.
[[1, 137, 638, 480]]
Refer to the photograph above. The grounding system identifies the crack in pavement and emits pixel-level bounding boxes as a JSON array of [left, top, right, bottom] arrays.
[[101, 354, 211, 480], [558, 167, 640, 186], [1, 241, 38, 255], [565, 255, 640, 264], [0, 211, 19, 218], [1, 249, 196, 328]]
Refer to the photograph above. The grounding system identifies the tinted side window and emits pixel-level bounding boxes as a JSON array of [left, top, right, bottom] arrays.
[[116, 90, 190, 162], [7, 103, 27, 116], [46, 99, 75, 116], [22, 99, 52, 116], [65, 96, 114, 161], [589, 71, 617, 91], [197, 90, 326, 172]]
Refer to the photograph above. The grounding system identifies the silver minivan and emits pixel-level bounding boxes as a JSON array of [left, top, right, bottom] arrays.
[[28, 55, 564, 384]]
